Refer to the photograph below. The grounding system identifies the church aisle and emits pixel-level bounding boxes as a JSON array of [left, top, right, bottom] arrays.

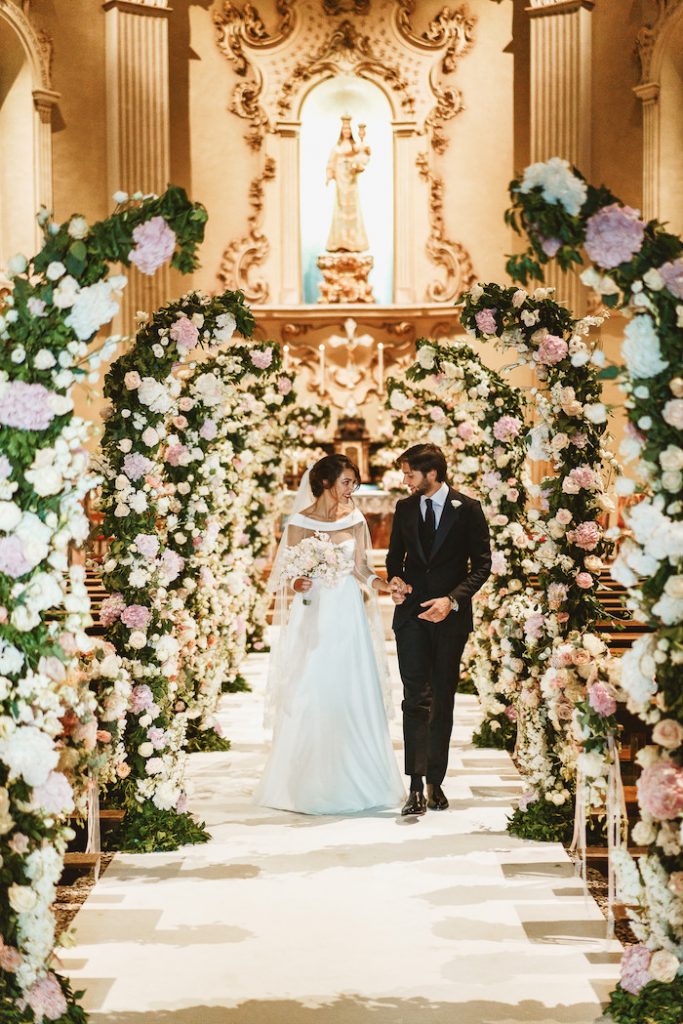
[[60, 651, 621, 1024]]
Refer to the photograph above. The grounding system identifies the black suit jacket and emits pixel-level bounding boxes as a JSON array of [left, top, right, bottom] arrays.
[[386, 488, 492, 634]]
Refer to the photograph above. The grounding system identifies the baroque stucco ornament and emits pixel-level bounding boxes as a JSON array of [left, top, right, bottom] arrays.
[[213, 0, 477, 304]]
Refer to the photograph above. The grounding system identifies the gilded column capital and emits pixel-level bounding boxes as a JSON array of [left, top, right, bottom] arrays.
[[102, 0, 171, 14], [32, 88, 61, 124], [526, 0, 595, 15], [633, 81, 661, 105]]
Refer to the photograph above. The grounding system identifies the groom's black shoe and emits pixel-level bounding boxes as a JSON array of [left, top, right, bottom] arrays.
[[426, 784, 449, 811], [401, 790, 427, 816]]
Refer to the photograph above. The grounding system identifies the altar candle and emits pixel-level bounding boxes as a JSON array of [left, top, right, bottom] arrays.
[[283, 344, 289, 371], [318, 343, 325, 391], [377, 342, 384, 395]]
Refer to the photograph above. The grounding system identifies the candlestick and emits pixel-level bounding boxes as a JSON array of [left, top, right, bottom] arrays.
[[318, 343, 325, 391], [377, 342, 384, 396]]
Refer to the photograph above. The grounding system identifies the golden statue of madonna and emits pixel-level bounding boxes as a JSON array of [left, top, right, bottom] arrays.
[[325, 116, 370, 253]]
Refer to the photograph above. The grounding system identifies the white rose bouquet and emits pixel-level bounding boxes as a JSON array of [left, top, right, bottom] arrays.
[[280, 532, 353, 605]]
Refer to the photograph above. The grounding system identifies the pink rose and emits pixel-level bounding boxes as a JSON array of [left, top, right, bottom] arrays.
[[172, 415, 188, 430], [429, 406, 446, 422], [637, 758, 683, 819], [663, 399, 683, 430], [178, 397, 194, 412], [575, 572, 594, 589], [652, 719, 683, 750], [584, 204, 646, 269], [124, 371, 141, 390], [170, 316, 199, 353], [277, 376, 293, 395], [535, 333, 568, 366], [457, 421, 475, 441]]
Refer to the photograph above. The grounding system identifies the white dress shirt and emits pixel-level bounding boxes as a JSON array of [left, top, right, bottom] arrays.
[[420, 481, 450, 528]]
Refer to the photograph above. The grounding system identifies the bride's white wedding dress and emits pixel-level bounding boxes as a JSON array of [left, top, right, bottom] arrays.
[[255, 507, 405, 815]]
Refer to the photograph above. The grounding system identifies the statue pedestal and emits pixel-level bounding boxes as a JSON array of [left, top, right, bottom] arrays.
[[316, 253, 375, 304]]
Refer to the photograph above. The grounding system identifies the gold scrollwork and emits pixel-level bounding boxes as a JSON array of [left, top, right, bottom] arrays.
[[636, 0, 683, 83], [217, 156, 276, 302], [416, 151, 475, 303]]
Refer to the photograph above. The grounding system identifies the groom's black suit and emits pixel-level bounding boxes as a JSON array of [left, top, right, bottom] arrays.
[[386, 488, 491, 786]]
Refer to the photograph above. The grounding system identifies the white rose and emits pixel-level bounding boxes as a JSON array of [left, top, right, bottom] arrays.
[[8, 884, 38, 913], [7, 253, 28, 277], [662, 470, 683, 493], [46, 261, 66, 281], [141, 427, 159, 447], [469, 283, 484, 301], [643, 267, 664, 291], [113, 190, 129, 204], [25, 465, 63, 497], [622, 315, 669, 379], [0, 501, 21, 532], [68, 216, 89, 239], [660, 446, 683, 472], [649, 950, 679, 984], [416, 345, 436, 370], [52, 275, 80, 309], [652, 719, 683, 749], [34, 349, 57, 370], [665, 575, 683, 599], [118, 438, 133, 453], [129, 630, 147, 650], [631, 819, 657, 846], [138, 742, 154, 758], [584, 402, 607, 424]]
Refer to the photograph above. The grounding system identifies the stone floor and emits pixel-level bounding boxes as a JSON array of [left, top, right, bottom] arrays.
[[59, 649, 621, 1023]]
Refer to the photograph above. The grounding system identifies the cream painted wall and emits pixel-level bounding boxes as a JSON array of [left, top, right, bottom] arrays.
[[0, 19, 35, 268]]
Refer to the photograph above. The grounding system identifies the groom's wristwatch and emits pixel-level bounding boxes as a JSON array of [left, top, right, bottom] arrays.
[[449, 594, 459, 612]]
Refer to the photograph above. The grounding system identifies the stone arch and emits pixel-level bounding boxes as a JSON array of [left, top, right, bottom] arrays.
[[0, 3, 59, 277]]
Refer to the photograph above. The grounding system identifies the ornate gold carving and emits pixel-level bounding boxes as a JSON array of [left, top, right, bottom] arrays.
[[218, 156, 276, 301], [213, 0, 296, 149], [316, 253, 375, 303], [636, 0, 683, 83], [417, 151, 475, 303], [0, 0, 56, 91], [322, 0, 370, 13], [277, 19, 415, 118]]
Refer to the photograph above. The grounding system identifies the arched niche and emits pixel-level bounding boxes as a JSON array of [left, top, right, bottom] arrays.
[[299, 75, 394, 305], [0, 5, 59, 279]]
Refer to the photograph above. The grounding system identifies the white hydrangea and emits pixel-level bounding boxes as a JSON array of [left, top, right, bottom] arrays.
[[519, 157, 587, 216], [389, 389, 413, 413], [65, 276, 126, 341], [621, 315, 669, 379], [214, 312, 236, 344], [0, 726, 58, 786], [620, 635, 658, 712], [137, 377, 174, 414]]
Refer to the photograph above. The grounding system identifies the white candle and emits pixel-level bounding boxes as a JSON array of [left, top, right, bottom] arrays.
[[283, 344, 289, 371], [377, 342, 384, 395], [318, 343, 325, 391]]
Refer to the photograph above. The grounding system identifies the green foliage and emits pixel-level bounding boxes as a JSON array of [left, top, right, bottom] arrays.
[[185, 726, 231, 753], [472, 714, 516, 751], [606, 978, 683, 1024], [103, 803, 210, 854], [507, 796, 575, 844], [0, 974, 88, 1024], [223, 673, 251, 694]]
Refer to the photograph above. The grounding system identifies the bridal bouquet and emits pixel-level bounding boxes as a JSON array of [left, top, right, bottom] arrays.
[[281, 532, 352, 605]]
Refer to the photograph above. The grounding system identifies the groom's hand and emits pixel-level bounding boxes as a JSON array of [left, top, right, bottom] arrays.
[[389, 577, 411, 605], [418, 597, 452, 623]]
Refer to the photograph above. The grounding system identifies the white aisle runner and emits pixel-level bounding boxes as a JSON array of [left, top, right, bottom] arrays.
[[61, 650, 620, 1023]]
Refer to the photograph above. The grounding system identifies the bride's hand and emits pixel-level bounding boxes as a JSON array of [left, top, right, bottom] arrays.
[[372, 577, 392, 594], [293, 578, 313, 593]]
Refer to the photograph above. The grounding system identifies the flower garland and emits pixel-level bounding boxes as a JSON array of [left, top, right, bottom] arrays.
[[386, 337, 535, 749], [281, 401, 331, 484], [460, 283, 617, 837], [505, 157, 683, 1021], [98, 290, 254, 852], [0, 188, 205, 1021]]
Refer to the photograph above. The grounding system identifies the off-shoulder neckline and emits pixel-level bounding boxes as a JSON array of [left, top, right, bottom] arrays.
[[289, 508, 363, 530]]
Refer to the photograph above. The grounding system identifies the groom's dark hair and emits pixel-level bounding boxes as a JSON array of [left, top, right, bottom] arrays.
[[396, 443, 448, 482]]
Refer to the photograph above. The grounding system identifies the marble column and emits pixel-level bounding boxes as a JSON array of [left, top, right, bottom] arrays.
[[634, 82, 660, 222], [527, 0, 594, 314], [393, 123, 419, 305], [275, 121, 302, 304], [103, 0, 172, 331], [32, 88, 60, 248]]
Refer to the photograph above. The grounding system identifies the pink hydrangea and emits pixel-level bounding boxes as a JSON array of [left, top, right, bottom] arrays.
[[588, 682, 617, 717], [540, 236, 562, 257], [0, 381, 56, 431], [584, 203, 645, 269], [475, 307, 497, 335], [170, 316, 199, 353], [24, 972, 68, 1021], [123, 452, 154, 481], [524, 612, 546, 641], [490, 551, 508, 575], [576, 571, 594, 589], [251, 347, 273, 370], [134, 533, 159, 559], [493, 415, 522, 442], [637, 758, 683, 820], [200, 418, 217, 441], [148, 726, 167, 749], [0, 536, 32, 579], [128, 216, 176, 276], [535, 333, 568, 366], [547, 582, 568, 609], [165, 443, 190, 467], [659, 257, 683, 299], [100, 592, 126, 627], [457, 421, 475, 441], [620, 944, 652, 995], [429, 406, 446, 422], [160, 548, 185, 581], [568, 521, 601, 551], [481, 470, 502, 490], [130, 683, 154, 713], [277, 376, 293, 395], [121, 604, 151, 629]]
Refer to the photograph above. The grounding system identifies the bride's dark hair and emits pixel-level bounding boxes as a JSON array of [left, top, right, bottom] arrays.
[[309, 455, 361, 497]]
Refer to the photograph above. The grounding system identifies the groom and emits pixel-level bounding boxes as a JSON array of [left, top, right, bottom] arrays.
[[387, 443, 492, 816]]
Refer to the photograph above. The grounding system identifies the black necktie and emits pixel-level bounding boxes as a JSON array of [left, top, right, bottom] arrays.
[[423, 497, 436, 558]]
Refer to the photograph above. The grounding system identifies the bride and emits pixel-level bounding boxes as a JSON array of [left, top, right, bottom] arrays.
[[255, 454, 405, 815]]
